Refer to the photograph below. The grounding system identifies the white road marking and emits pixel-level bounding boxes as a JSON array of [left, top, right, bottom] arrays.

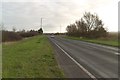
[[115, 53, 120, 55], [53, 41, 97, 80]]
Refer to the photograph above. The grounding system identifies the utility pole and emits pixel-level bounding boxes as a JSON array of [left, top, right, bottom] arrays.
[[41, 18, 42, 28], [38, 18, 43, 34], [60, 25, 61, 34]]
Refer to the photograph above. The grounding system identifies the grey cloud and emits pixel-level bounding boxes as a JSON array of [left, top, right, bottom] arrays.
[[2, 1, 82, 32], [1, 0, 118, 32]]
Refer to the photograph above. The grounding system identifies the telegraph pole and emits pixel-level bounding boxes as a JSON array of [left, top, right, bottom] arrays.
[[41, 18, 42, 28], [38, 18, 43, 34], [60, 25, 61, 34]]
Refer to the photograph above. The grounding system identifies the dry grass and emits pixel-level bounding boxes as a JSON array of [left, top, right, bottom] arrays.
[[107, 32, 118, 41]]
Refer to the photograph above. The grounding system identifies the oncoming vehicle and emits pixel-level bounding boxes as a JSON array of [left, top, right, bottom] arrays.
[[51, 35, 55, 38]]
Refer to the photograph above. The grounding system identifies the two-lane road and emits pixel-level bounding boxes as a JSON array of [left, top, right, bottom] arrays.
[[48, 35, 118, 78]]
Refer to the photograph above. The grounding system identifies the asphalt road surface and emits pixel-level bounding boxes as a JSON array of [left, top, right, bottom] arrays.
[[48, 35, 119, 78]]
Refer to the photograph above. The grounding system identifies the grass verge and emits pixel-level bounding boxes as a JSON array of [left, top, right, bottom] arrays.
[[64, 36, 119, 47], [3, 35, 64, 78]]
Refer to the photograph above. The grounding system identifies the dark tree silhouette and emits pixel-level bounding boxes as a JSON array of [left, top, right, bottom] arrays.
[[75, 18, 87, 37], [66, 24, 78, 36], [38, 28, 43, 34], [82, 12, 107, 38]]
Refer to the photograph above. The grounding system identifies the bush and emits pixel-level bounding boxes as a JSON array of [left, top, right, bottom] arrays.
[[19, 31, 39, 38], [2, 31, 22, 42], [2, 30, 39, 42]]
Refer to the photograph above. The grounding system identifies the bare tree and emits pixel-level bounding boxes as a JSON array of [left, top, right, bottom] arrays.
[[12, 27, 16, 32], [75, 18, 87, 37], [1, 23, 6, 31], [38, 28, 43, 34], [66, 12, 107, 38], [82, 12, 103, 31], [66, 24, 78, 36]]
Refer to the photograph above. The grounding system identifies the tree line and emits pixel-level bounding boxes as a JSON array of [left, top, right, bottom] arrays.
[[2, 26, 43, 42], [66, 12, 108, 38]]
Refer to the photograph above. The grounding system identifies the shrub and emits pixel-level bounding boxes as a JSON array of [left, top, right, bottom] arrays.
[[2, 31, 22, 42], [18, 31, 39, 38]]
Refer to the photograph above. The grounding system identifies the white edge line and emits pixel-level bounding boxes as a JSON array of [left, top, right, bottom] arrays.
[[115, 53, 120, 55], [53, 42, 97, 80]]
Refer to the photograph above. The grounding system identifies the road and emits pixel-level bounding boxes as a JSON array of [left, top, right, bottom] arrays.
[[48, 35, 119, 78]]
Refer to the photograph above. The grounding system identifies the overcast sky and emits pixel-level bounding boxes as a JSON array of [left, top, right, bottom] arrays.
[[0, 0, 119, 33]]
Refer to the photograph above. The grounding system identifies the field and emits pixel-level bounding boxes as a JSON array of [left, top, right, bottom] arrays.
[[65, 32, 119, 47], [2, 35, 64, 78]]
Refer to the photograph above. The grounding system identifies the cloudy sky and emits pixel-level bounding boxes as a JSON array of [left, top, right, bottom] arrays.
[[0, 0, 119, 33]]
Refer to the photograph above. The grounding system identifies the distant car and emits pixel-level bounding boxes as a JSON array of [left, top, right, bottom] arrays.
[[51, 35, 55, 38]]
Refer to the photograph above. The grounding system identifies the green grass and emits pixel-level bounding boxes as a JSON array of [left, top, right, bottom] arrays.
[[3, 35, 64, 78], [0, 44, 1, 78], [65, 36, 119, 47]]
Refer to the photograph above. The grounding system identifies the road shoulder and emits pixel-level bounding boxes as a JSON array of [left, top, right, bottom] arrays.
[[49, 38, 90, 78]]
